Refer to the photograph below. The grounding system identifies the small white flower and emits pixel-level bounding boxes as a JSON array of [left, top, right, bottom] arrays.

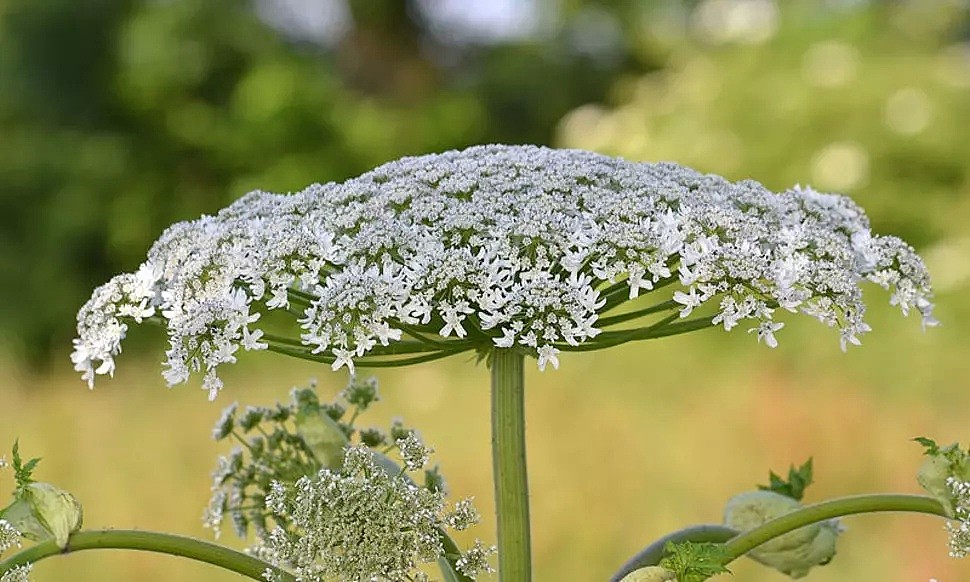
[[493, 328, 516, 348], [673, 288, 702, 317], [749, 321, 785, 348], [536, 345, 560, 371], [330, 348, 356, 374]]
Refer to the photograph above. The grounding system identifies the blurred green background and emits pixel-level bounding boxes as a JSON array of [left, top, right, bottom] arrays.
[[1, 0, 969, 580]]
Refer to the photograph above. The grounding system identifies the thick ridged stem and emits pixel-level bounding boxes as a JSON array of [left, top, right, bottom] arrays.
[[490, 348, 531, 581]]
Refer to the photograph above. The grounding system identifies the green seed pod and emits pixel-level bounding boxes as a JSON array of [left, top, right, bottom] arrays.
[[618, 566, 678, 582], [0, 482, 83, 549], [724, 490, 840, 579]]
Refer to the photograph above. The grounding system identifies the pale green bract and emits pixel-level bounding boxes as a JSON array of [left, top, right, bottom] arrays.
[[0, 483, 83, 550], [724, 490, 841, 579], [619, 566, 677, 581], [72, 145, 936, 398]]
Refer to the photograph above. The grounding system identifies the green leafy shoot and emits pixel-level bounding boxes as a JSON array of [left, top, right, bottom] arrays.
[[914, 436, 969, 469], [659, 541, 731, 582], [914, 436, 941, 456], [758, 458, 813, 501], [11, 440, 41, 491]]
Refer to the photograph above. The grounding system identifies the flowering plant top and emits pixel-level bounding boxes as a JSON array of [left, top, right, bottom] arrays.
[[72, 145, 935, 398]]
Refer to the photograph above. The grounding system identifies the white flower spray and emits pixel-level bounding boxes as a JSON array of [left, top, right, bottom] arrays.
[[73, 145, 935, 399]]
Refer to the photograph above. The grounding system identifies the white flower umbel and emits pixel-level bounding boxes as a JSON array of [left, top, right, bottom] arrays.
[[73, 145, 936, 397]]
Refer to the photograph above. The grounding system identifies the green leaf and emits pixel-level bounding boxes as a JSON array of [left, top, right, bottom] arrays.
[[11, 440, 41, 491], [758, 458, 813, 501], [659, 541, 731, 582], [914, 436, 941, 456]]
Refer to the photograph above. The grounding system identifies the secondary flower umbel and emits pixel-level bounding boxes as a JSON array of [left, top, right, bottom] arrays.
[[73, 145, 935, 398]]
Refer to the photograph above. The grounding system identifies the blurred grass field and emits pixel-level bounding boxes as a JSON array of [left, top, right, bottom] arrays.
[[2, 291, 969, 581]]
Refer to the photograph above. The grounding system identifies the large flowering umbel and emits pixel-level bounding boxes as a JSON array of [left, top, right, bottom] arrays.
[[73, 145, 935, 398]]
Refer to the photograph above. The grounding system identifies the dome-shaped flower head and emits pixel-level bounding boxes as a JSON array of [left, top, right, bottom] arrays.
[[72, 145, 936, 398]]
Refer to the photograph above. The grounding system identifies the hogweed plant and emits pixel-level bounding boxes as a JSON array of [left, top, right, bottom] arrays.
[[0, 144, 962, 580]]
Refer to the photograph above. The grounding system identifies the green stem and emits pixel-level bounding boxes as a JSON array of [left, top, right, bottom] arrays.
[[490, 348, 531, 581], [720, 493, 948, 566], [0, 530, 294, 581], [555, 314, 715, 352], [597, 299, 680, 328]]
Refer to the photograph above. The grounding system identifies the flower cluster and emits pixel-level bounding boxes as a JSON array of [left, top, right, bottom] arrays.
[[72, 145, 935, 397], [0, 565, 31, 582], [205, 378, 492, 580], [256, 445, 492, 581], [0, 520, 20, 555], [945, 477, 970, 558], [204, 378, 442, 539]]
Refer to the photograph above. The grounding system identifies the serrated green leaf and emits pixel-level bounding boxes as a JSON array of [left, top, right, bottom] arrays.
[[758, 458, 813, 501], [659, 540, 731, 582], [11, 440, 41, 491], [914, 436, 941, 456]]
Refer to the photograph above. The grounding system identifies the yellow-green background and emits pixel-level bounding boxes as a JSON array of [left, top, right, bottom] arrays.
[[2, 1, 969, 580]]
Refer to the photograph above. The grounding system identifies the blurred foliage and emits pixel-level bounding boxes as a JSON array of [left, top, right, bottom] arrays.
[[558, 0, 970, 249], [0, 0, 642, 366]]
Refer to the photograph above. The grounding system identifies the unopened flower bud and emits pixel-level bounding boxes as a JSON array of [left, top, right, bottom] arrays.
[[618, 566, 677, 582], [0, 482, 83, 549], [724, 490, 840, 579]]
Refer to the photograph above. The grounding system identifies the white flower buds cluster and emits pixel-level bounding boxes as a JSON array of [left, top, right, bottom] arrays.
[[0, 520, 21, 555], [0, 564, 32, 582], [259, 445, 492, 581], [73, 145, 935, 398]]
